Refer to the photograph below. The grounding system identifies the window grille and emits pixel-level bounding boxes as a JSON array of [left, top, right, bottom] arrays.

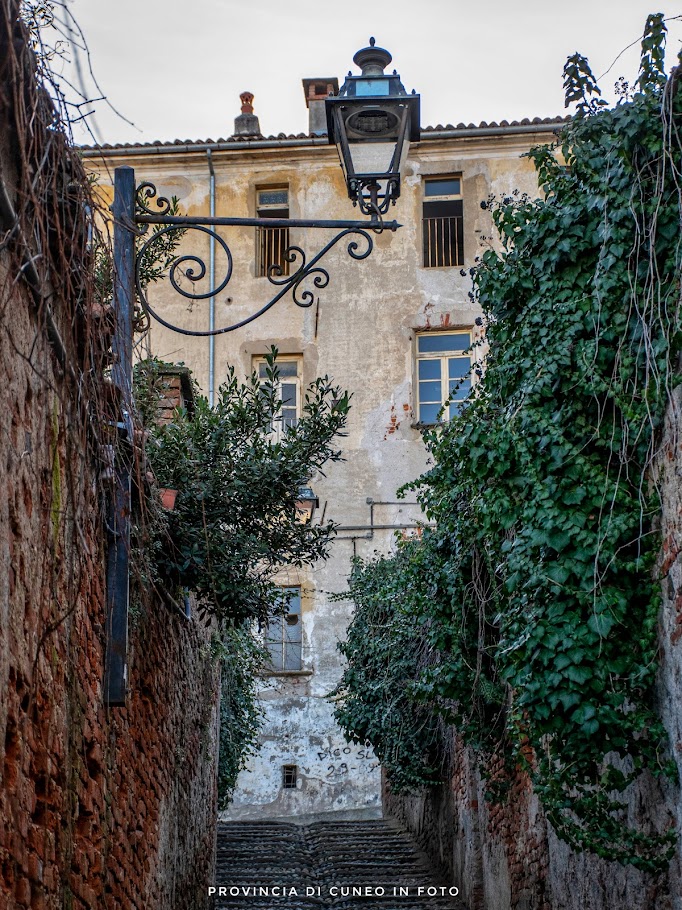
[[282, 765, 298, 789], [256, 187, 289, 277], [416, 330, 472, 423], [422, 177, 463, 268]]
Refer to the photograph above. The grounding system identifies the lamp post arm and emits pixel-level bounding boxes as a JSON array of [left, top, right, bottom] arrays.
[[135, 214, 400, 231]]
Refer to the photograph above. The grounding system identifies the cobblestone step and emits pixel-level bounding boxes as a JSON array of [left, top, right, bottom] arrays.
[[213, 819, 464, 909]]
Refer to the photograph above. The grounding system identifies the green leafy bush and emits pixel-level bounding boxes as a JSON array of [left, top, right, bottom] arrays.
[[332, 548, 444, 791], [137, 350, 349, 625], [133, 351, 350, 805], [216, 624, 268, 807]]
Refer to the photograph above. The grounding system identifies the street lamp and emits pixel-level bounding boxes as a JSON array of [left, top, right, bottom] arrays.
[[105, 42, 417, 704], [295, 486, 320, 525], [326, 38, 420, 218]]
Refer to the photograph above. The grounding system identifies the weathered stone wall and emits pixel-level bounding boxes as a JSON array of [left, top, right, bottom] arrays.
[[383, 394, 682, 910], [0, 8, 219, 907]]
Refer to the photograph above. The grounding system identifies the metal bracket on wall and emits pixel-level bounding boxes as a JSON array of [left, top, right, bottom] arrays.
[[334, 497, 431, 556], [104, 167, 135, 706], [104, 165, 401, 705], [133, 176, 399, 337]]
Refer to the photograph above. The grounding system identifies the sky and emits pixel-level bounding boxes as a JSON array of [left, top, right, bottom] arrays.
[[51, 0, 682, 146]]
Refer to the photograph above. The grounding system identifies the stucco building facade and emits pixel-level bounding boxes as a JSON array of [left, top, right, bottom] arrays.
[[84, 62, 565, 822]]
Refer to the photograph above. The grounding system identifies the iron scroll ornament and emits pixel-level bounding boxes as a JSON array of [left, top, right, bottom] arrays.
[[136, 181, 173, 217], [133, 182, 383, 338]]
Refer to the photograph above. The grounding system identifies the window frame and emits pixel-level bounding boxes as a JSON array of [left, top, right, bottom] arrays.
[[282, 765, 298, 789], [255, 355, 302, 440], [264, 586, 303, 673], [255, 185, 290, 278], [422, 175, 464, 269], [415, 329, 474, 425]]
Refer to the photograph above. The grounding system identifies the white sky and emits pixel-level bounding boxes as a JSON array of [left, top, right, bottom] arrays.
[[55, 0, 682, 146]]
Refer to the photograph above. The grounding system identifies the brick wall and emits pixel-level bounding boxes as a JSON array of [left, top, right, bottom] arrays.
[[384, 400, 682, 910], [0, 8, 219, 907]]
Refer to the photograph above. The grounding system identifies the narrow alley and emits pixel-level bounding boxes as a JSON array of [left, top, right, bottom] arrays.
[[213, 819, 465, 910]]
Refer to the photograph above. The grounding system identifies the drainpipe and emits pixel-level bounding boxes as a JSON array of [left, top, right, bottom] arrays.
[[206, 149, 216, 406]]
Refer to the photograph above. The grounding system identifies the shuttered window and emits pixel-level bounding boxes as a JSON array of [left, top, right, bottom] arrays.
[[256, 187, 289, 278]]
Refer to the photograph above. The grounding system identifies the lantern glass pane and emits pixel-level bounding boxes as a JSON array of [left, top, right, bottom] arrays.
[[356, 79, 390, 96], [349, 141, 396, 177]]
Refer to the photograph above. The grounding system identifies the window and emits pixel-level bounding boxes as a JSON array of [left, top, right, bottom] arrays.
[[265, 587, 302, 671], [422, 177, 463, 268], [416, 331, 472, 424], [282, 765, 298, 789], [256, 357, 301, 437], [256, 187, 289, 278]]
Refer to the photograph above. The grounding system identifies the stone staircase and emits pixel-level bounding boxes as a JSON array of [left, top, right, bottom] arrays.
[[213, 818, 464, 909]]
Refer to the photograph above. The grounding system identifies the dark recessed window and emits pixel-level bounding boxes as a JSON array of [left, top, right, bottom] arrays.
[[256, 187, 289, 278], [422, 177, 463, 268], [282, 765, 298, 789]]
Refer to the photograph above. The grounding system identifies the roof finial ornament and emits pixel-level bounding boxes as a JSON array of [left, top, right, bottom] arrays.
[[369, 36, 375, 46]]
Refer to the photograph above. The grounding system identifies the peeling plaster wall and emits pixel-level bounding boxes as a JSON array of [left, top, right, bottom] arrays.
[[87, 129, 552, 823]]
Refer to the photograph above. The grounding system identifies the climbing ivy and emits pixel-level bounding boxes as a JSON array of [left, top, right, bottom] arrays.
[[334, 15, 681, 871], [331, 548, 444, 792], [216, 624, 268, 808]]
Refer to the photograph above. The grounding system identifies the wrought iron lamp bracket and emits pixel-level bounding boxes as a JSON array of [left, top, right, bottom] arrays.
[[104, 164, 401, 707], [132, 181, 400, 338]]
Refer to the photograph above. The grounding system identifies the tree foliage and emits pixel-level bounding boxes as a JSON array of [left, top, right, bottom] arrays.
[[133, 351, 349, 803], [331, 548, 444, 791], [334, 15, 681, 871], [136, 350, 349, 625], [216, 623, 268, 807]]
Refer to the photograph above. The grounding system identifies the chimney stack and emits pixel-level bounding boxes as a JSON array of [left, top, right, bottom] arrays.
[[233, 92, 262, 137], [301, 78, 339, 135]]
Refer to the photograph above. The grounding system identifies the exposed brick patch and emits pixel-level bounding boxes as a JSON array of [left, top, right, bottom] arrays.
[[384, 403, 401, 439]]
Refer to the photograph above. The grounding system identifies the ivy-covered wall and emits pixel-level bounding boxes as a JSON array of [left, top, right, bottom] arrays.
[[333, 15, 682, 910], [0, 10, 220, 907], [384, 381, 682, 910]]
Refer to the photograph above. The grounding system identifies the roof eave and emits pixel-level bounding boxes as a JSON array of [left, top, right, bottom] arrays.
[[79, 117, 571, 158]]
